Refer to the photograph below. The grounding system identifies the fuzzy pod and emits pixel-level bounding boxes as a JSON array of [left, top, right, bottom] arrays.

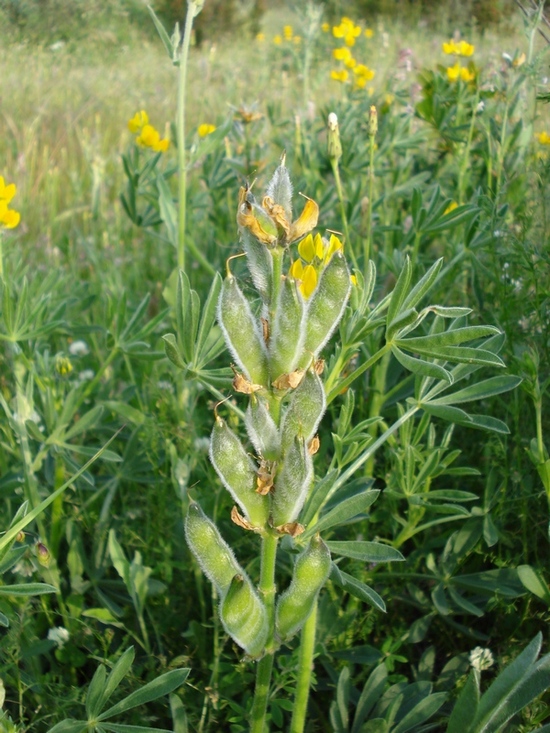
[[269, 276, 306, 383], [271, 437, 313, 527], [220, 574, 269, 657], [276, 536, 331, 642], [299, 251, 351, 364], [265, 161, 293, 220], [185, 503, 243, 596], [280, 369, 326, 455], [218, 276, 269, 387], [240, 227, 274, 305], [210, 417, 269, 527], [245, 395, 280, 461]]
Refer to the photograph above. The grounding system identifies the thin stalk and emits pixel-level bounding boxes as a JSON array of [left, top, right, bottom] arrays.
[[0, 231, 3, 281], [176, 1, 198, 273], [364, 133, 376, 268], [289, 604, 318, 733], [325, 342, 392, 403], [250, 533, 279, 733], [365, 350, 391, 475], [331, 160, 358, 271]]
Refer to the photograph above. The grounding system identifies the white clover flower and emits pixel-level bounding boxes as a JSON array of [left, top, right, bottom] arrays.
[[78, 369, 95, 382], [48, 626, 70, 649], [469, 646, 494, 671], [69, 340, 89, 356]]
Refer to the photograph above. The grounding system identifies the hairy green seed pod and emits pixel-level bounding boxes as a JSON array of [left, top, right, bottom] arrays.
[[299, 251, 351, 364], [265, 160, 293, 220], [271, 437, 313, 527], [245, 395, 280, 461], [210, 417, 269, 527], [240, 227, 273, 305], [269, 276, 305, 383], [280, 369, 326, 455], [276, 536, 331, 642], [218, 276, 269, 386], [185, 503, 242, 596], [220, 574, 269, 657]]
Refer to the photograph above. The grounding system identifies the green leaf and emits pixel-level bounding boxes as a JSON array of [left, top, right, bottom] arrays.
[[86, 664, 107, 719], [420, 403, 473, 424], [103, 401, 146, 426], [326, 541, 404, 563], [102, 648, 136, 711], [170, 694, 188, 733], [517, 565, 550, 605], [428, 376, 522, 406], [472, 634, 550, 733], [98, 669, 190, 721], [387, 257, 412, 325], [446, 669, 479, 733], [392, 346, 452, 382], [0, 611, 9, 627], [351, 664, 388, 733], [398, 325, 501, 350], [304, 490, 380, 538], [428, 306, 472, 318], [392, 692, 447, 733], [402, 257, 443, 310], [163, 334, 187, 370], [157, 177, 178, 248], [194, 273, 222, 362], [147, 5, 175, 60], [336, 667, 350, 730], [0, 583, 58, 596], [62, 405, 104, 441], [82, 609, 125, 628], [100, 725, 174, 733], [46, 720, 87, 733], [330, 566, 386, 612]]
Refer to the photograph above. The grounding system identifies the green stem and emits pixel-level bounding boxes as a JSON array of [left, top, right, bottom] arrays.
[[326, 342, 392, 405], [250, 533, 279, 733], [176, 1, 197, 273], [365, 350, 391, 475], [0, 231, 4, 281], [331, 160, 358, 271], [289, 604, 318, 733], [364, 134, 376, 268]]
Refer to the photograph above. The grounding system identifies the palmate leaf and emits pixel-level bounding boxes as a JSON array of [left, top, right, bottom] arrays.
[[326, 541, 404, 563], [97, 668, 190, 721], [302, 490, 380, 539]]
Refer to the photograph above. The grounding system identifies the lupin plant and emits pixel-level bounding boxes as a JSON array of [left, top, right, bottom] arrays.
[[162, 147, 520, 732]]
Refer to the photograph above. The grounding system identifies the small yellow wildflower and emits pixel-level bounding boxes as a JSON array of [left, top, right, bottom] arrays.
[[457, 40, 474, 56], [331, 69, 349, 83], [321, 22, 330, 32], [291, 232, 344, 299], [537, 131, 550, 145], [365, 28, 374, 38], [198, 123, 216, 138], [442, 40, 456, 54], [460, 66, 475, 82], [350, 274, 358, 286], [136, 124, 170, 152], [256, 32, 265, 42], [0, 176, 16, 205], [333, 46, 352, 62], [273, 34, 282, 45], [353, 63, 375, 88], [446, 62, 461, 82], [283, 25, 293, 41], [333, 17, 362, 47], [128, 110, 149, 133], [513, 52, 526, 67], [293, 35, 302, 44], [345, 57, 357, 69], [0, 199, 20, 229]]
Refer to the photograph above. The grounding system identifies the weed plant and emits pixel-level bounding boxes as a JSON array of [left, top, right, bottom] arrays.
[[0, 1, 549, 731]]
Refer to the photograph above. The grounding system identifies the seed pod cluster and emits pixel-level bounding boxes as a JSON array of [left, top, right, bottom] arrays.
[[276, 536, 331, 642]]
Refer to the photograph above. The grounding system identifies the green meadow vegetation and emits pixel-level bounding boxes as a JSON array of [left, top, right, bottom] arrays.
[[0, 0, 550, 730]]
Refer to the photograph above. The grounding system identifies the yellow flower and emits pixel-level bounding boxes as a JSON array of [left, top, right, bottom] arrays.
[[444, 201, 458, 215], [446, 62, 461, 82], [273, 34, 282, 45], [353, 63, 375, 88], [460, 66, 475, 82], [365, 28, 374, 38], [128, 110, 149, 133], [345, 57, 357, 69], [136, 124, 169, 152], [0, 200, 20, 229], [198, 123, 216, 138], [0, 176, 16, 204], [291, 233, 344, 299], [321, 22, 330, 32], [331, 69, 349, 83], [537, 131, 550, 145], [333, 46, 352, 62], [442, 40, 457, 54], [293, 35, 302, 44], [457, 40, 474, 56], [283, 25, 293, 40], [513, 52, 526, 67], [333, 17, 361, 47], [256, 32, 265, 42]]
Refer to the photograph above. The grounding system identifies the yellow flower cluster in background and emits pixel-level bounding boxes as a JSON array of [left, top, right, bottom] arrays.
[[446, 62, 475, 83], [128, 110, 169, 152], [443, 39, 475, 56], [271, 24, 301, 45], [0, 176, 20, 229], [538, 131, 550, 145], [332, 16, 362, 47], [290, 232, 343, 299], [198, 123, 216, 137]]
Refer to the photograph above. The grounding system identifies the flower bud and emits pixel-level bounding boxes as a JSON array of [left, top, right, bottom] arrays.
[[280, 369, 326, 455], [36, 541, 51, 568], [368, 105, 378, 137], [271, 437, 313, 527], [220, 574, 268, 657], [218, 275, 269, 387], [269, 276, 306, 383], [245, 395, 281, 461], [327, 112, 342, 163], [210, 416, 269, 527], [300, 250, 351, 362], [184, 502, 242, 595], [276, 536, 331, 642]]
